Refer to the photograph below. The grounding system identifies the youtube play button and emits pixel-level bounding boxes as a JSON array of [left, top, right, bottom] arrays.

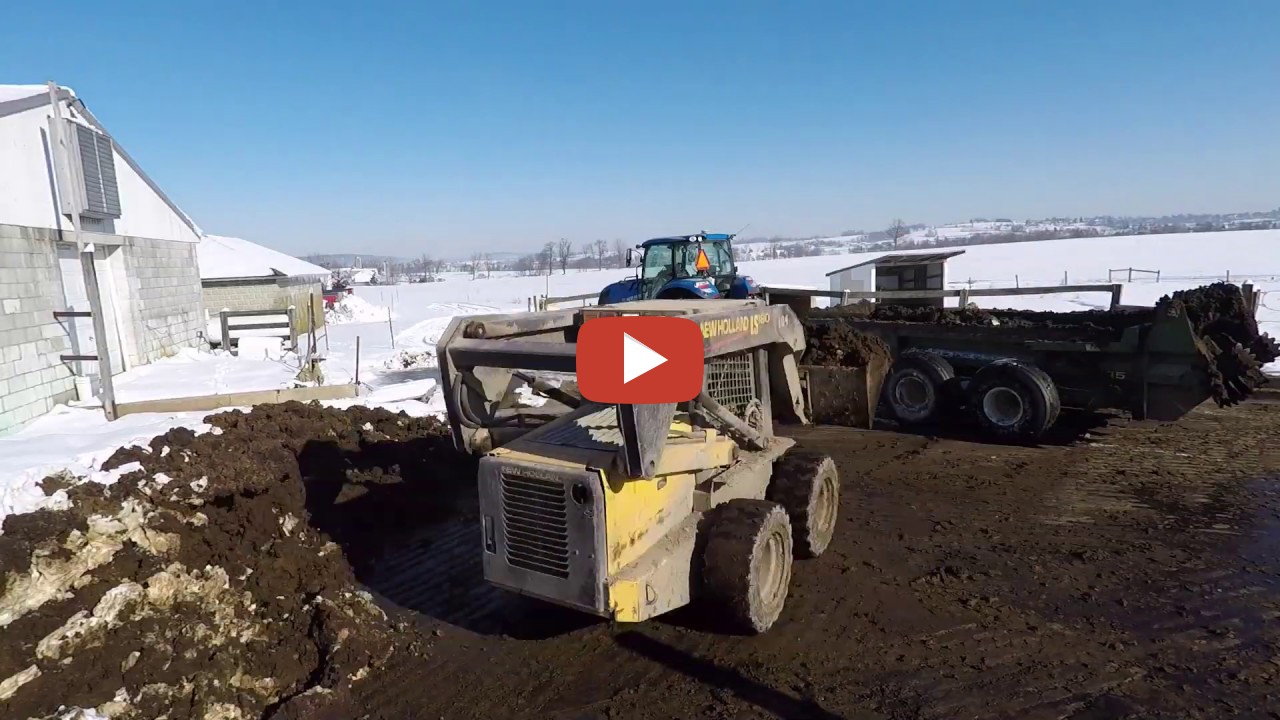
[[622, 332, 668, 383], [577, 316, 704, 404]]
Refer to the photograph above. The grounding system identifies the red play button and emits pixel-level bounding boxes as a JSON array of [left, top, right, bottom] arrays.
[[577, 316, 704, 404]]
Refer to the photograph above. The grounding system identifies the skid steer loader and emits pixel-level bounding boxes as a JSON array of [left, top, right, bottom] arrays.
[[436, 299, 886, 633]]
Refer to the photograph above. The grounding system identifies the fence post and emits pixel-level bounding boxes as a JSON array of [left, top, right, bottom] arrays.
[[220, 311, 231, 356], [287, 307, 298, 352], [1156, 270, 1161, 282], [1063, 270, 1068, 286], [1109, 284, 1123, 309], [958, 289, 970, 307], [1128, 268, 1133, 282]]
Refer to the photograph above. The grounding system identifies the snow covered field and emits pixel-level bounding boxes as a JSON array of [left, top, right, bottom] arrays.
[[350, 228, 1280, 332], [1, 228, 1277, 527]]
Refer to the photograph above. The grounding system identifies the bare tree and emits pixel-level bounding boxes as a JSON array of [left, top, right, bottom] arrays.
[[613, 238, 627, 268], [556, 238, 573, 274], [542, 242, 555, 276], [888, 219, 908, 249], [593, 239, 608, 270], [469, 252, 483, 280]]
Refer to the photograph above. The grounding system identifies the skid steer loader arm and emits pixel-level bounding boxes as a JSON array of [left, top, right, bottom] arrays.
[[435, 300, 810, 465]]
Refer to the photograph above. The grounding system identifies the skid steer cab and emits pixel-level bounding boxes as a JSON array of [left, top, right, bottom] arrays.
[[598, 233, 761, 305], [435, 300, 878, 634]]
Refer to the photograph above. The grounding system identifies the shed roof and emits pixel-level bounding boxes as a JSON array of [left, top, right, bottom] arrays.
[[824, 250, 966, 277], [198, 235, 331, 281]]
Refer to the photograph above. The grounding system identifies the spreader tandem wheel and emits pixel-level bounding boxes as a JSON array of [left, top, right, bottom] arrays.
[[883, 349, 957, 426], [701, 499, 795, 634], [967, 359, 1061, 441]]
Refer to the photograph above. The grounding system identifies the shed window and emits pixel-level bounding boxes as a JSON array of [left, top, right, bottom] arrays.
[[74, 124, 122, 219]]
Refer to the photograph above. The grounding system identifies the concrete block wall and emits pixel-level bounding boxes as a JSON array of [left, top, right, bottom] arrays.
[[121, 236, 204, 366], [0, 227, 75, 433], [203, 277, 327, 335]]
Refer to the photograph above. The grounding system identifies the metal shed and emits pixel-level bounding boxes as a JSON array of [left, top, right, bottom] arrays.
[[825, 250, 966, 308]]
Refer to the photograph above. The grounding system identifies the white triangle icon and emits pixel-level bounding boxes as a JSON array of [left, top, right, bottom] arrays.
[[622, 332, 668, 384]]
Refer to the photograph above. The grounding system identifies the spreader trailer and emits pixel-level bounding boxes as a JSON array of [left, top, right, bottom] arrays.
[[435, 300, 887, 633], [768, 282, 1276, 442]]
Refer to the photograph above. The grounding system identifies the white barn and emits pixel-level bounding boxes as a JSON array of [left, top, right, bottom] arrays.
[[825, 250, 965, 308], [0, 83, 205, 431]]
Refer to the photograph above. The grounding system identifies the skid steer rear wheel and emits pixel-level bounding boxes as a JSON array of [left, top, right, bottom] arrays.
[[767, 449, 840, 559], [701, 499, 794, 634]]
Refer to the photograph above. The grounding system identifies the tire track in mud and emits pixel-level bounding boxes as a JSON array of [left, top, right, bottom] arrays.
[[362, 519, 516, 634]]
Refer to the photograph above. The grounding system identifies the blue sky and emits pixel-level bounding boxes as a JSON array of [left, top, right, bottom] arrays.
[[3, 1, 1277, 256]]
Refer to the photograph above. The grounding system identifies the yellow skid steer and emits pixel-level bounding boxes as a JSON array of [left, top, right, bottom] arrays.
[[436, 299, 886, 633]]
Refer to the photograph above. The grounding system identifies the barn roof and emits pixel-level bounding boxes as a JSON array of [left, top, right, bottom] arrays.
[[824, 250, 965, 276], [198, 235, 331, 281]]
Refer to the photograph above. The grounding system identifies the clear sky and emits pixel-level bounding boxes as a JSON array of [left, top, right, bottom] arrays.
[[3, 1, 1278, 257]]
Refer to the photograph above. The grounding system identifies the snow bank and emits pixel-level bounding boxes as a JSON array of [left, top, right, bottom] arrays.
[[326, 294, 394, 325]]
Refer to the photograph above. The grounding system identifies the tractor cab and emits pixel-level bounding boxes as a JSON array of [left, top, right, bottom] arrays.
[[599, 232, 760, 304]]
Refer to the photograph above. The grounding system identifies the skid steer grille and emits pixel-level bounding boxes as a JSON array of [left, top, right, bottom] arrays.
[[705, 351, 756, 418], [500, 474, 570, 578]]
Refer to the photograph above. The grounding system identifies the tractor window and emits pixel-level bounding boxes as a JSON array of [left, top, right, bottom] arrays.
[[705, 241, 735, 274], [641, 244, 675, 280], [676, 241, 734, 277]]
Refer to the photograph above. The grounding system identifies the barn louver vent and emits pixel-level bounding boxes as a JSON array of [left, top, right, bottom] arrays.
[[73, 124, 121, 219]]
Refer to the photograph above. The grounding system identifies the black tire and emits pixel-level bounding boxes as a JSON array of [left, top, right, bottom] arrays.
[[883, 350, 956, 424], [767, 449, 839, 559], [701, 499, 794, 634], [966, 360, 1061, 441]]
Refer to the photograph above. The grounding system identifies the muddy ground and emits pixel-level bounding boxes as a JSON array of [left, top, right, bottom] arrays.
[[5, 389, 1280, 719], [345, 390, 1280, 720]]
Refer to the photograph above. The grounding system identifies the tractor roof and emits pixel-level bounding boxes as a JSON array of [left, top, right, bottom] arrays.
[[640, 233, 734, 248]]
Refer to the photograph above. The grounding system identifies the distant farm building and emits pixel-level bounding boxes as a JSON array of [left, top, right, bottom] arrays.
[[826, 250, 966, 308], [339, 267, 380, 285], [0, 83, 205, 431], [196, 235, 331, 342]]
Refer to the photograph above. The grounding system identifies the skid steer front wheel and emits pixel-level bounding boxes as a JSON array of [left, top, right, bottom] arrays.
[[701, 499, 794, 634], [768, 449, 840, 559]]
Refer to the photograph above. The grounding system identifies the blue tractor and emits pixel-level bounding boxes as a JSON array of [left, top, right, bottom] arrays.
[[597, 232, 761, 305]]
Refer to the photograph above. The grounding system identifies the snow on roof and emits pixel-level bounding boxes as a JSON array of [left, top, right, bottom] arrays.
[[197, 235, 331, 281], [824, 249, 966, 276], [0, 84, 76, 104]]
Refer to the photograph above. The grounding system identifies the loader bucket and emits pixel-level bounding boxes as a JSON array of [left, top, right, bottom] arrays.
[[799, 355, 889, 429]]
